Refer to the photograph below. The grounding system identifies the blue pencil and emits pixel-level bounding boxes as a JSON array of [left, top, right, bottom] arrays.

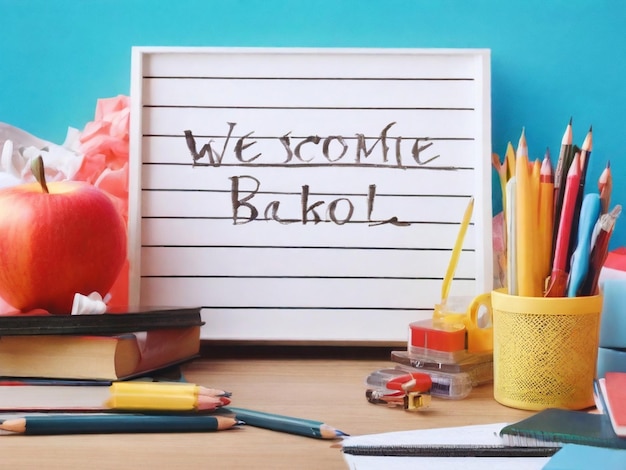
[[225, 407, 347, 439], [0, 414, 242, 435]]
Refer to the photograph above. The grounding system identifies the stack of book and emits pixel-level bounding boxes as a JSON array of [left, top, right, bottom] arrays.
[[0, 306, 204, 412]]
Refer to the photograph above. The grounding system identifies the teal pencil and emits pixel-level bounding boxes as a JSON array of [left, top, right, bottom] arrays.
[[225, 407, 348, 439], [0, 414, 242, 435]]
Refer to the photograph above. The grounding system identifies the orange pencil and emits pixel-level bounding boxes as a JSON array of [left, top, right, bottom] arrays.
[[545, 152, 581, 297]]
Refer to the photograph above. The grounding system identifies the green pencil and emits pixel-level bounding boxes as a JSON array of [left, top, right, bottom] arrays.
[[0, 414, 242, 435], [224, 407, 348, 439]]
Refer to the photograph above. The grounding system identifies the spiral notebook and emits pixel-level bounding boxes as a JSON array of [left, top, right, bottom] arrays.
[[341, 423, 553, 470]]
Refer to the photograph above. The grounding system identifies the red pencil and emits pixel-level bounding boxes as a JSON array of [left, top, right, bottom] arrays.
[[545, 152, 581, 297], [599, 161, 612, 214]]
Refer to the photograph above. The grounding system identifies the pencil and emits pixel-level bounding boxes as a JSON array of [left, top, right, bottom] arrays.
[[551, 118, 574, 265], [569, 126, 593, 265], [538, 150, 554, 293], [0, 414, 242, 435], [492, 152, 507, 226], [506, 177, 518, 295], [545, 152, 581, 297], [505, 141, 516, 180], [515, 128, 538, 296], [106, 382, 231, 411], [580, 205, 622, 296], [224, 407, 348, 440], [599, 161, 612, 214]]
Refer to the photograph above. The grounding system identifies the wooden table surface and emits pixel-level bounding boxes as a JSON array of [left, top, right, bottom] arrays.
[[1, 347, 539, 469]]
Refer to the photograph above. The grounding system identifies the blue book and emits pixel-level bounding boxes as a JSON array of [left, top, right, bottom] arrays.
[[543, 444, 626, 470]]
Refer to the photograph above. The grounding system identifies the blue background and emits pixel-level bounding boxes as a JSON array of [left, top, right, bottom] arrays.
[[2, 0, 625, 247]]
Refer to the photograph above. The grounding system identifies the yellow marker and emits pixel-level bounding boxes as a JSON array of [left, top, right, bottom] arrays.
[[441, 197, 474, 304]]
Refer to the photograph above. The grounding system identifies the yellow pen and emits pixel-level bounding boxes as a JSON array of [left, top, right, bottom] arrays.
[[106, 382, 230, 411], [440, 196, 474, 304]]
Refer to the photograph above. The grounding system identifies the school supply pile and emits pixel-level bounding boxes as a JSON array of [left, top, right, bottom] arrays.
[[365, 196, 495, 407], [0, 306, 350, 439], [0, 306, 226, 434]]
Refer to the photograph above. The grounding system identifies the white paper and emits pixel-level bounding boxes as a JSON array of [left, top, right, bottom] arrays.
[[341, 423, 550, 470]]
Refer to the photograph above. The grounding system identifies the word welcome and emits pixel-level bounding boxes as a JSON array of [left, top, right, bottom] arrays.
[[184, 121, 440, 168]]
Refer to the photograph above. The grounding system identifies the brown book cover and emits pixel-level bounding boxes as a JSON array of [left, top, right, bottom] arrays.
[[0, 325, 201, 381]]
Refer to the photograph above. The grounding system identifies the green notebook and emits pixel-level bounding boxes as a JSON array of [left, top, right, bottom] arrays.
[[500, 408, 626, 450]]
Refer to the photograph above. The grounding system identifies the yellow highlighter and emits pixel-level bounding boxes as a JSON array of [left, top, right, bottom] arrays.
[[106, 382, 230, 411]]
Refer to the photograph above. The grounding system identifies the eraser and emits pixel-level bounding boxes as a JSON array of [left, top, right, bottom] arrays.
[[408, 319, 466, 353], [599, 279, 626, 348], [597, 347, 626, 378]]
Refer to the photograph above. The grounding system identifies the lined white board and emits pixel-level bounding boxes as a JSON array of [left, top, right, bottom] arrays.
[[128, 47, 493, 344]]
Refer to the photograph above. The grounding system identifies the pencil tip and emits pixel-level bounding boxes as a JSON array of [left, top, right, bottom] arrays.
[[589, 125, 593, 132], [568, 116, 573, 125], [336, 430, 350, 437]]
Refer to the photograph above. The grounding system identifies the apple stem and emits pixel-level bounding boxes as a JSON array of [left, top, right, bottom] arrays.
[[31, 155, 49, 194]]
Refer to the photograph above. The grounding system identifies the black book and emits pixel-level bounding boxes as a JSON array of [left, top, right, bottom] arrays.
[[0, 306, 203, 336]]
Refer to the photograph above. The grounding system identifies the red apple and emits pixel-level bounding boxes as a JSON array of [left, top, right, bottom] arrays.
[[0, 157, 127, 314]]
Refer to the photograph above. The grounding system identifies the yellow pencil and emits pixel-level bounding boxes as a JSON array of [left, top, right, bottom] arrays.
[[492, 152, 508, 224], [515, 128, 536, 296], [505, 141, 516, 180]]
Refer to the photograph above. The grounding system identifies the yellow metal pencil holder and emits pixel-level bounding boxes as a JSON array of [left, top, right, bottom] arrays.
[[491, 288, 602, 411]]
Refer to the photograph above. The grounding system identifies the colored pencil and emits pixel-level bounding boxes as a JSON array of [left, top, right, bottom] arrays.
[[224, 407, 348, 440], [580, 205, 622, 296], [599, 161, 612, 214], [505, 141, 516, 180], [551, 118, 574, 265], [538, 149, 554, 293], [106, 382, 231, 411], [0, 414, 242, 435], [515, 128, 539, 296], [545, 152, 581, 297], [568, 126, 594, 266], [492, 152, 508, 225], [506, 177, 518, 295]]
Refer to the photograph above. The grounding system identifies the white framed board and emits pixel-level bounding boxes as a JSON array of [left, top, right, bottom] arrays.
[[128, 47, 493, 344]]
